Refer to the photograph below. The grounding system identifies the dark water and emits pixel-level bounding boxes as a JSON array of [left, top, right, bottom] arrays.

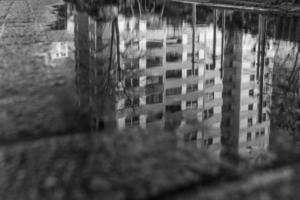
[[1, 1, 300, 198]]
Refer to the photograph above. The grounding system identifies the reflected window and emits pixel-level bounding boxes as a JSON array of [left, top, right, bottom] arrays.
[[248, 104, 253, 111], [263, 86, 269, 94], [255, 131, 260, 139], [146, 93, 163, 104], [92, 117, 104, 131], [263, 113, 267, 121], [187, 53, 198, 61], [187, 69, 198, 77], [265, 58, 270, 66], [126, 40, 139, 49], [133, 98, 139, 105], [265, 73, 269, 79], [204, 108, 214, 119], [205, 92, 214, 102], [125, 59, 139, 69], [205, 78, 215, 87], [229, 60, 233, 68], [166, 87, 181, 96], [185, 131, 197, 141], [166, 103, 181, 113], [166, 70, 182, 79], [147, 76, 163, 86], [263, 101, 267, 107], [132, 116, 139, 125], [227, 45, 234, 54], [166, 52, 182, 62], [222, 118, 231, 127], [133, 79, 139, 87], [261, 129, 265, 136], [147, 112, 163, 123], [186, 100, 198, 109], [223, 89, 232, 97], [247, 132, 252, 141], [221, 136, 225, 144], [222, 104, 232, 112], [125, 97, 140, 107], [248, 118, 253, 127], [205, 63, 215, 70], [49, 4, 67, 30], [166, 37, 182, 45], [250, 74, 255, 82], [266, 42, 270, 50], [125, 98, 131, 107], [249, 89, 254, 97], [204, 138, 213, 146], [125, 115, 140, 126], [147, 41, 163, 49], [187, 83, 198, 93], [125, 78, 139, 88], [146, 56, 163, 68]]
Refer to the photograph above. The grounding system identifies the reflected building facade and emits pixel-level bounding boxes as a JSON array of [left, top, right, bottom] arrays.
[[114, 9, 224, 153], [36, 2, 75, 66], [221, 12, 274, 159], [73, 3, 274, 158], [74, 6, 119, 130]]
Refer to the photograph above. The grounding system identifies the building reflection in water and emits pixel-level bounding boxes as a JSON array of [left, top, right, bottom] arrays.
[[34, 2, 75, 67], [73, 2, 276, 161]]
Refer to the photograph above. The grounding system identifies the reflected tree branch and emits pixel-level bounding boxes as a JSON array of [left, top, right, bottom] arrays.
[[160, 0, 166, 17], [137, 0, 142, 17]]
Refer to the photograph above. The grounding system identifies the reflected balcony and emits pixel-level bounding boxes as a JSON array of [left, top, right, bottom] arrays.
[[166, 52, 182, 63], [147, 40, 164, 49], [146, 56, 163, 68]]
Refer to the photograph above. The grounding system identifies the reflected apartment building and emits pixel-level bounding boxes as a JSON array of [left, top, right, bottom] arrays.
[[74, 7, 224, 149], [74, 5, 273, 155], [36, 3, 75, 66], [115, 9, 274, 154], [115, 12, 224, 151], [221, 12, 274, 157]]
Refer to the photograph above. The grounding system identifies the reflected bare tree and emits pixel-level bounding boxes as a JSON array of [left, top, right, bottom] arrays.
[[272, 43, 300, 140]]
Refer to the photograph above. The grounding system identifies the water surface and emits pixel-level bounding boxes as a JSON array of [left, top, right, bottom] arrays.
[[1, 0, 300, 193]]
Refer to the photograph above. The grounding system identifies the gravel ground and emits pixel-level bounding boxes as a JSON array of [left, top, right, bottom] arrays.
[[0, 131, 239, 200], [0, 0, 79, 140], [0, 131, 299, 200]]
